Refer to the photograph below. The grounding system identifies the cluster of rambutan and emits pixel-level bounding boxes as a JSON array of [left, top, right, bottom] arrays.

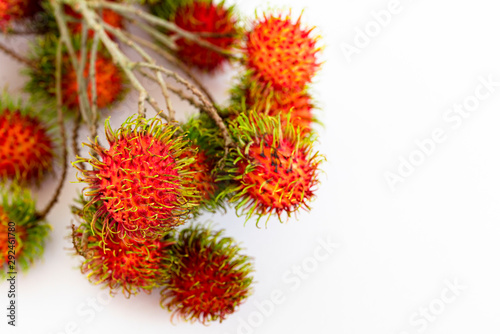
[[0, 92, 53, 276], [72, 115, 253, 323]]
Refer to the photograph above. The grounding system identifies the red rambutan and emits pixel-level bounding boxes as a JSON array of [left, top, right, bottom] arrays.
[[170, 0, 239, 72], [223, 112, 323, 225], [0, 94, 55, 184], [245, 13, 320, 92], [160, 225, 253, 323], [72, 200, 175, 296], [75, 115, 200, 241], [182, 145, 216, 202], [0, 187, 50, 276]]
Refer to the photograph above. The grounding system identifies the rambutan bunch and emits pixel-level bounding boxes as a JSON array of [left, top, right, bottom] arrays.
[[160, 224, 253, 323], [24, 36, 125, 113], [221, 112, 323, 225], [150, 0, 240, 72], [72, 199, 175, 297], [74, 115, 200, 241], [245, 12, 321, 92], [0, 186, 50, 276], [0, 92, 55, 184]]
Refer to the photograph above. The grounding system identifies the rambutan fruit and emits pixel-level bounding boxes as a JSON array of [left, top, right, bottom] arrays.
[[245, 12, 320, 92], [72, 199, 175, 297], [150, 0, 240, 72], [0, 187, 50, 276], [24, 36, 125, 112], [221, 112, 323, 225], [74, 115, 200, 241], [0, 92, 55, 184], [160, 225, 253, 323]]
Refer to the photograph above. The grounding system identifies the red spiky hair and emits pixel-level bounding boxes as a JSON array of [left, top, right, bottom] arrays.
[[160, 225, 253, 323], [61, 51, 124, 110], [0, 96, 54, 184], [172, 0, 239, 72], [75, 115, 200, 241], [245, 12, 320, 92], [72, 200, 175, 296], [223, 112, 323, 225]]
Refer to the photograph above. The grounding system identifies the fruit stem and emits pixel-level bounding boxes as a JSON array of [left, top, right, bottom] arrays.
[[0, 40, 38, 70]]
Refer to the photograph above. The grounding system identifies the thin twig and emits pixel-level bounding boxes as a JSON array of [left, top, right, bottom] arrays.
[[121, 30, 216, 106], [88, 33, 100, 139], [72, 112, 85, 170], [0, 40, 37, 69], [50, 0, 93, 127], [75, 0, 163, 117], [38, 38, 68, 220], [85, 1, 239, 58]]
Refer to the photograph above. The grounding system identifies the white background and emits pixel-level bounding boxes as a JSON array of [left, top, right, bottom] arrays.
[[2, 0, 500, 333]]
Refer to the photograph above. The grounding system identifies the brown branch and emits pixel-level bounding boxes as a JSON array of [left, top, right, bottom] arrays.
[[0, 40, 37, 70], [72, 113, 85, 170], [37, 39, 68, 220]]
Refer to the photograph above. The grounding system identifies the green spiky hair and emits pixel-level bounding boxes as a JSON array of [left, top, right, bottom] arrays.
[[0, 90, 57, 184], [74, 115, 201, 242], [0, 186, 51, 277], [160, 224, 253, 324], [72, 197, 176, 297], [219, 111, 323, 226]]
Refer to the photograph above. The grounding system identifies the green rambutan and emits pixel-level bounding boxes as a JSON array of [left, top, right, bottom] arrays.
[[0, 187, 50, 276], [245, 12, 320, 92], [24, 36, 125, 112], [160, 224, 253, 324], [74, 115, 200, 241], [221, 112, 323, 225], [72, 199, 175, 297], [150, 0, 240, 72], [0, 92, 55, 184]]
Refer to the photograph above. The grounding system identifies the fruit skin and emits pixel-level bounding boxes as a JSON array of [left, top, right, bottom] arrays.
[[24, 36, 126, 113], [150, 0, 240, 72], [160, 224, 253, 324], [74, 115, 200, 242], [221, 112, 323, 225], [0, 186, 50, 277], [245, 12, 321, 92], [72, 199, 175, 297], [0, 92, 55, 184]]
